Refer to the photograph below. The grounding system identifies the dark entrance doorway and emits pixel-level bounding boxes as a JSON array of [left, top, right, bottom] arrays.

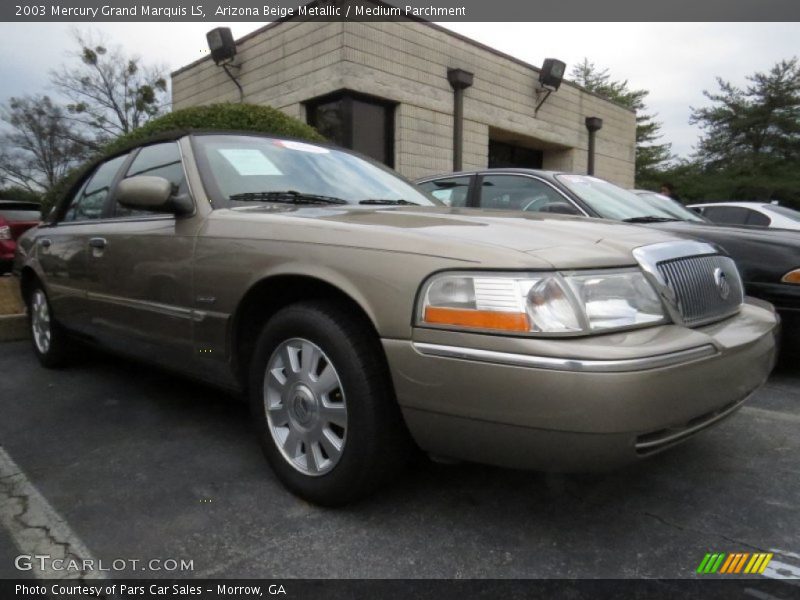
[[488, 140, 544, 169]]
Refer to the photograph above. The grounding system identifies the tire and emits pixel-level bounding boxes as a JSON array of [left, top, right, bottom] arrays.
[[27, 282, 71, 368], [249, 300, 413, 506]]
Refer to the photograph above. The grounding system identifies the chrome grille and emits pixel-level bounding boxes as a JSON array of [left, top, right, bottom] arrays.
[[656, 254, 743, 326]]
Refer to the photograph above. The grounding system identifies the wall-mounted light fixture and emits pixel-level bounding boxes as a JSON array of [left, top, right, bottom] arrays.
[[534, 58, 566, 116], [585, 116, 603, 176], [206, 27, 243, 102]]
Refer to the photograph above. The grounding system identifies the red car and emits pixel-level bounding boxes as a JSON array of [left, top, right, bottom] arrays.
[[0, 200, 41, 273]]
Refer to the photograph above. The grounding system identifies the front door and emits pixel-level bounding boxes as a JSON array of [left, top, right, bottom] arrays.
[[84, 142, 198, 372]]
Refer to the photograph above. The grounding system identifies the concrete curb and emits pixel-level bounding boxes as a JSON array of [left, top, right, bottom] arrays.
[[0, 314, 28, 342]]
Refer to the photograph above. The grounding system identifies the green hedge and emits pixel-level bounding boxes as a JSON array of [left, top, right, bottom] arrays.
[[43, 103, 325, 213], [103, 103, 325, 154]]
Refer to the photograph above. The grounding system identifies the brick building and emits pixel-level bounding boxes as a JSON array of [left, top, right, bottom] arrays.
[[172, 18, 636, 187]]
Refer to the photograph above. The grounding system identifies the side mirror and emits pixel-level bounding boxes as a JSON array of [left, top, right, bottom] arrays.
[[116, 176, 192, 215]]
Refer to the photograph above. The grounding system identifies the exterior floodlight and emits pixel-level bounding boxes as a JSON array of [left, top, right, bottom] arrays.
[[206, 27, 243, 103], [539, 59, 567, 91], [207, 27, 237, 65], [534, 58, 567, 116]]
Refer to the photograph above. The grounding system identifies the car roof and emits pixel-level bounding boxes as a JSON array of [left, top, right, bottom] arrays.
[[688, 201, 775, 209], [416, 168, 564, 182]]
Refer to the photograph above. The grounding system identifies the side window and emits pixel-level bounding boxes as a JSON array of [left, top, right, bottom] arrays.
[[703, 206, 752, 225], [418, 177, 471, 207], [62, 155, 129, 222], [479, 175, 577, 214], [745, 209, 771, 227], [116, 142, 186, 217]]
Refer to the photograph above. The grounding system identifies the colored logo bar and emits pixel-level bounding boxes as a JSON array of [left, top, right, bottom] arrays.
[[696, 552, 773, 574]]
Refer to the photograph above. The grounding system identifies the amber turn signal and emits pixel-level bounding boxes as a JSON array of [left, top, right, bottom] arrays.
[[782, 269, 800, 284], [423, 307, 530, 332]]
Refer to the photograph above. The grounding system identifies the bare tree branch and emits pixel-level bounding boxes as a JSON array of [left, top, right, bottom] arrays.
[[50, 29, 169, 147]]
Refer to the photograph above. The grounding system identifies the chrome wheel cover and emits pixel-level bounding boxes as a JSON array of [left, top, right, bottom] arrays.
[[264, 338, 348, 476], [31, 289, 52, 355]]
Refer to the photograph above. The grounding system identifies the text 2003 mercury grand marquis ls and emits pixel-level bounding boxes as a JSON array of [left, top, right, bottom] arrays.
[[14, 132, 778, 505]]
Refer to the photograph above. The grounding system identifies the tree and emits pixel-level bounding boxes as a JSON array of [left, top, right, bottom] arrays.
[[690, 58, 800, 171], [0, 95, 87, 194], [51, 30, 168, 149], [571, 59, 672, 185], [678, 57, 800, 205]]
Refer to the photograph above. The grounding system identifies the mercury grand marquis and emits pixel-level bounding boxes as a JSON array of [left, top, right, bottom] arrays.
[[14, 132, 779, 505]]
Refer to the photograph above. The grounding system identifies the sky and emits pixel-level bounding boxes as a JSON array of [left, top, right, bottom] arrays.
[[0, 21, 797, 159]]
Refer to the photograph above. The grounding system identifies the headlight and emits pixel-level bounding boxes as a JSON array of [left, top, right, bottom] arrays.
[[417, 270, 666, 336], [782, 268, 800, 284]]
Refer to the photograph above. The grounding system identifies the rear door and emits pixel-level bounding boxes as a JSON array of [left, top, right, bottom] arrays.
[[36, 154, 129, 333], [84, 141, 198, 370]]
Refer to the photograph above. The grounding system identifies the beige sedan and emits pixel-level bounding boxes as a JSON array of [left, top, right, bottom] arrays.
[[14, 133, 778, 505]]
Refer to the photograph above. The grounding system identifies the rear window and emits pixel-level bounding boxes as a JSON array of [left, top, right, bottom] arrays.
[[769, 205, 800, 223]]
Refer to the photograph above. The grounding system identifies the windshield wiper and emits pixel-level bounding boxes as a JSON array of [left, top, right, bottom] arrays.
[[358, 199, 419, 206], [229, 191, 348, 205], [622, 216, 681, 223]]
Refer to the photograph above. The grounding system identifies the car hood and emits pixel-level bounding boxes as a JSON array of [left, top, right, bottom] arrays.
[[209, 206, 682, 270]]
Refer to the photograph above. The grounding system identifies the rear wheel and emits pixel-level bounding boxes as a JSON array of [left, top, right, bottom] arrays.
[[249, 300, 413, 506], [28, 283, 70, 368]]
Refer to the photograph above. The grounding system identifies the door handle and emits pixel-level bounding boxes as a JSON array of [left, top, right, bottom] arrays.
[[88, 237, 107, 249], [39, 238, 51, 248]]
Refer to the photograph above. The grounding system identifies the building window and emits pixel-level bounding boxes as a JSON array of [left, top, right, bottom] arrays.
[[305, 91, 395, 167], [488, 140, 543, 169]]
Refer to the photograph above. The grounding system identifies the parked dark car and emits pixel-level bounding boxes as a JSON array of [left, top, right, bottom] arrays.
[[0, 200, 41, 273], [416, 170, 800, 341]]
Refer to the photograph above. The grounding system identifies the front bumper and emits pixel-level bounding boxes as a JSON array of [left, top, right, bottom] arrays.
[[383, 299, 778, 471], [747, 281, 800, 315]]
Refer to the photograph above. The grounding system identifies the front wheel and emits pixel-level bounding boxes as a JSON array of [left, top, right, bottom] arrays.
[[249, 301, 413, 506], [28, 283, 70, 368]]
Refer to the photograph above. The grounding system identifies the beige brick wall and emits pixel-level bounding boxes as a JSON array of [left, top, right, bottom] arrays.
[[171, 20, 636, 187]]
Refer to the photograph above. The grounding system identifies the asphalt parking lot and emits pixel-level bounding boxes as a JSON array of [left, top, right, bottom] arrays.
[[0, 339, 799, 582]]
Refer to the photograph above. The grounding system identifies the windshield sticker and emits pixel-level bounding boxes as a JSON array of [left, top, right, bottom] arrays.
[[219, 149, 283, 176], [276, 140, 330, 154]]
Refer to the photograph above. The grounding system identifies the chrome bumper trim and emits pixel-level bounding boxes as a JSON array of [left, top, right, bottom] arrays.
[[635, 395, 748, 452], [411, 342, 718, 373]]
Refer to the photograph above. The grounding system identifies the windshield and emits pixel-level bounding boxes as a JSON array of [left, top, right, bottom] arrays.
[[555, 175, 703, 222], [769, 204, 800, 223], [633, 192, 706, 222], [192, 134, 438, 207]]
